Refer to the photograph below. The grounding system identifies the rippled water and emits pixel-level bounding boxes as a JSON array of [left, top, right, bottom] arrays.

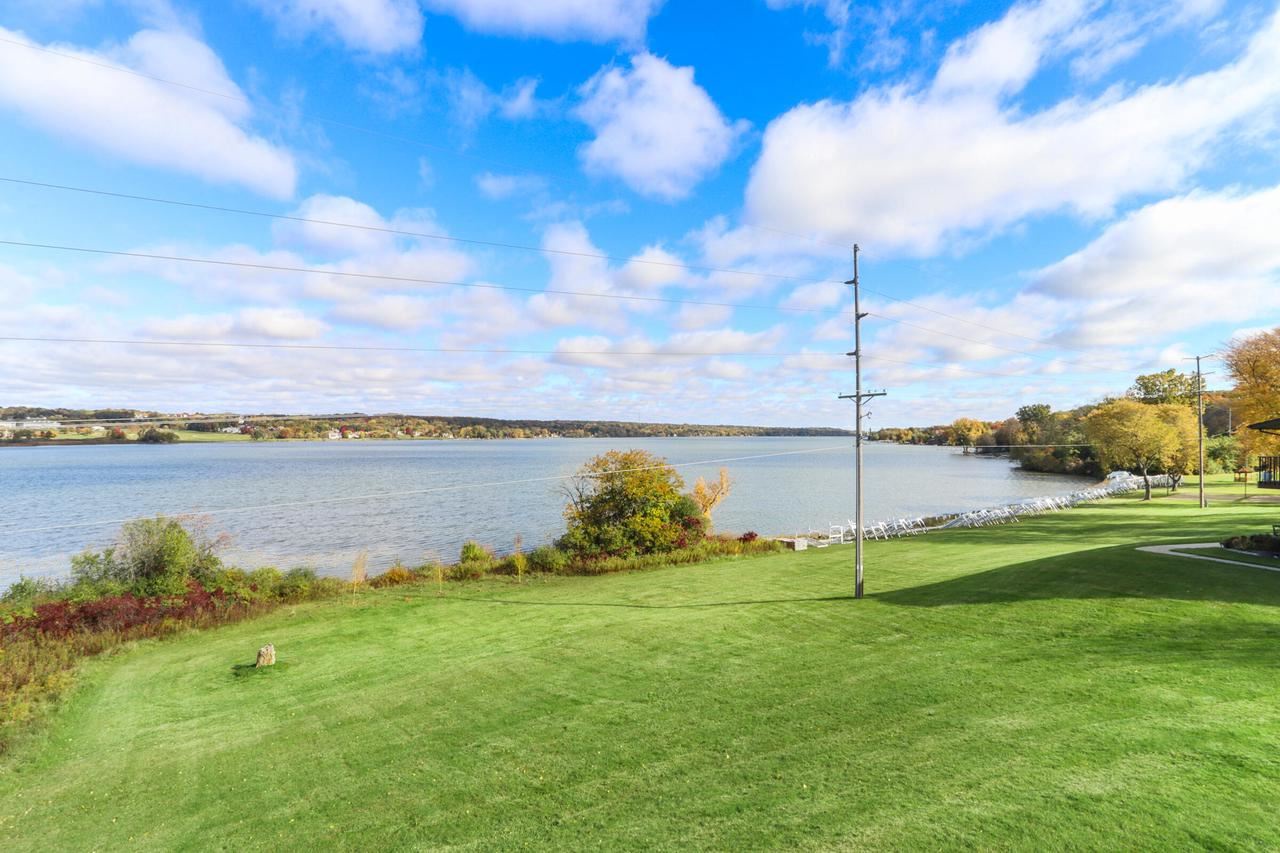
[[0, 437, 1095, 583]]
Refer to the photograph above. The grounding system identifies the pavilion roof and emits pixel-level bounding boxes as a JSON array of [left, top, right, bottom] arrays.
[[1248, 418, 1280, 436]]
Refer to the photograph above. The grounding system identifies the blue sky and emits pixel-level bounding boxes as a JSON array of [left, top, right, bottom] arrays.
[[1, 0, 1278, 427]]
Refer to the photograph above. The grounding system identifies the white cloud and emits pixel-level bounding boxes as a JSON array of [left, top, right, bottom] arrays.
[[527, 221, 694, 331], [499, 78, 541, 119], [575, 54, 748, 200], [439, 69, 548, 132], [273, 195, 399, 257], [329, 294, 438, 331], [251, 0, 424, 54], [475, 172, 548, 200], [1031, 184, 1280, 346], [742, 1, 1280, 256], [781, 281, 844, 311], [0, 27, 297, 198], [422, 0, 664, 43], [673, 303, 733, 331], [141, 307, 328, 340]]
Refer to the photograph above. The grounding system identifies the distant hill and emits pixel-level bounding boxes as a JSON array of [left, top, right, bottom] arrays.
[[1, 407, 853, 441]]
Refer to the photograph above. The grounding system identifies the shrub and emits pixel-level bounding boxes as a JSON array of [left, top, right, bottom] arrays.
[[0, 576, 59, 608], [246, 567, 284, 598], [528, 546, 569, 574], [71, 517, 223, 597], [369, 563, 416, 588], [451, 541, 493, 580], [557, 450, 708, 558], [277, 567, 322, 599], [137, 428, 178, 444], [1222, 534, 1280, 553], [738, 531, 760, 543], [459, 541, 491, 564]]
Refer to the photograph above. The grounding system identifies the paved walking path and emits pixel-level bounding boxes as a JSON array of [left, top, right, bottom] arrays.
[[1137, 543, 1280, 573]]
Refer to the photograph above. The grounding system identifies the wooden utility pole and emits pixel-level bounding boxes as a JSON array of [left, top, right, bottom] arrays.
[[1186, 355, 1211, 509], [839, 244, 885, 599]]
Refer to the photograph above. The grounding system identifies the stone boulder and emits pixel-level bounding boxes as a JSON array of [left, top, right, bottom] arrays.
[[255, 643, 276, 667]]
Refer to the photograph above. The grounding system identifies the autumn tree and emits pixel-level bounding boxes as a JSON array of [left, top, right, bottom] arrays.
[[1223, 327, 1280, 458], [558, 450, 704, 557], [1084, 400, 1195, 499], [948, 417, 987, 452], [690, 468, 733, 527], [1154, 404, 1199, 490]]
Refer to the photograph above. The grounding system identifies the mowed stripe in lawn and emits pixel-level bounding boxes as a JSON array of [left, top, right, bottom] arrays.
[[3, 495, 1280, 850]]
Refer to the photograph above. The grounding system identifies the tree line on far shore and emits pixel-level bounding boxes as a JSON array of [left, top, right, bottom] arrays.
[[871, 327, 1280, 498]]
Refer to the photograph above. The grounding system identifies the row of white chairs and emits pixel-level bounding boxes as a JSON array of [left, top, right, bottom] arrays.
[[940, 474, 1164, 529], [795, 473, 1162, 543]]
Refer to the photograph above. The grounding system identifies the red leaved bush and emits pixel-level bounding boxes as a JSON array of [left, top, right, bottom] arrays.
[[1, 580, 238, 642]]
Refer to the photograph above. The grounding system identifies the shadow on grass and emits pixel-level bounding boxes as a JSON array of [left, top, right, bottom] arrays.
[[877, 544, 1280, 609], [448, 595, 858, 610], [231, 661, 291, 678]]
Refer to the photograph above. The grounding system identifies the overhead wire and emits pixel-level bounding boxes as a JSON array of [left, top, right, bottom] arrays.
[[0, 177, 1143, 364], [0, 239, 843, 317], [0, 239, 1142, 378], [0, 334, 812, 359], [0, 40, 1145, 360]]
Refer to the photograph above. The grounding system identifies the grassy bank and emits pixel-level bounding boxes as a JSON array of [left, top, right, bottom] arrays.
[[3, 494, 1280, 849]]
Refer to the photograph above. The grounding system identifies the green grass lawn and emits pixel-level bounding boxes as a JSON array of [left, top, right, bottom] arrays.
[[4, 495, 1280, 850]]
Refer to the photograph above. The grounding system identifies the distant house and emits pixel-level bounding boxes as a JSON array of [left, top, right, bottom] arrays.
[[326, 429, 341, 440], [219, 426, 241, 434]]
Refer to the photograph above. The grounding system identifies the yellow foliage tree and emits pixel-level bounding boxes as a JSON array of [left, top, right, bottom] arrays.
[[691, 468, 733, 526], [948, 417, 987, 452], [1084, 400, 1195, 500], [1223, 327, 1280, 459]]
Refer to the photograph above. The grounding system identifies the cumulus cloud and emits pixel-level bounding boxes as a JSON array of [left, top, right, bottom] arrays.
[[475, 172, 548, 200], [575, 54, 748, 200], [528, 221, 694, 331], [742, 0, 1280, 256], [437, 69, 547, 132], [422, 0, 664, 43], [251, 0, 424, 54], [1031, 184, 1280, 346], [141, 307, 328, 340], [0, 27, 297, 198]]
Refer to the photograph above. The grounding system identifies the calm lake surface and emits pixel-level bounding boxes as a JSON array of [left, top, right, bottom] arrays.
[[0, 438, 1095, 583]]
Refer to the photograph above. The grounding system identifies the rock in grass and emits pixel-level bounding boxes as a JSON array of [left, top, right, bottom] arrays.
[[255, 644, 276, 667]]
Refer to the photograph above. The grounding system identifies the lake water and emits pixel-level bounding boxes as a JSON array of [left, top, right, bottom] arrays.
[[0, 438, 1095, 584]]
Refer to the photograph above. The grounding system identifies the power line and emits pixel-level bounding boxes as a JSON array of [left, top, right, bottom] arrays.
[[0, 177, 1149, 363], [0, 239, 843, 316], [0, 177, 852, 289], [0, 238, 1152, 378], [0, 40, 1143, 358], [0, 444, 850, 536], [0, 334, 809, 358]]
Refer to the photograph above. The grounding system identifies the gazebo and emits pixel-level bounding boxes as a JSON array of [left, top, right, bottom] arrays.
[[1247, 418, 1280, 489]]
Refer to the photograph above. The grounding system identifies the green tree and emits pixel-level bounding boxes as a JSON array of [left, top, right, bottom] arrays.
[[1016, 404, 1052, 443], [558, 450, 704, 557], [1127, 369, 1200, 406], [1084, 400, 1190, 500]]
